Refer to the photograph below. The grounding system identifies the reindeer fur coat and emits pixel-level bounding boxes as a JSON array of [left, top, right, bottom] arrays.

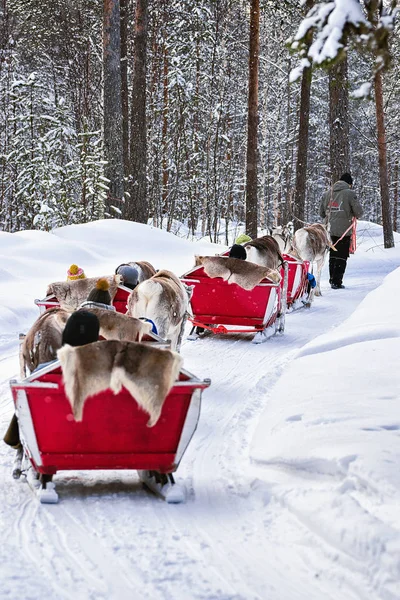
[[57, 340, 183, 426]]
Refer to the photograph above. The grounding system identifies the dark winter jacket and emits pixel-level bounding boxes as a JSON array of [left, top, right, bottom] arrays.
[[320, 181, 363, 237]]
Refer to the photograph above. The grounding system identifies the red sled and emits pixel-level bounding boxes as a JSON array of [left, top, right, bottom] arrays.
[[35, 284, 131, 315], [281, 254, 310, 309], [181, 263, 287, 343], [10, 363, 210, 504]]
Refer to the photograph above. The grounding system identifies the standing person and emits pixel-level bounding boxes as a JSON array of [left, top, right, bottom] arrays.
[[320, 173, 363, 289]]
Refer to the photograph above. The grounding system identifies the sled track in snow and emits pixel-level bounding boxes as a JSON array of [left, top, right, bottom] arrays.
[[1, 267, 397, 600]]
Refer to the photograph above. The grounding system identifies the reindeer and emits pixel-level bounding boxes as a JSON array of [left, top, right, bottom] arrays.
[[20, 307, 154, 378], [20, 308, 69, 377], [269, 222, 294, 254], [127, 270, 193, 351], [290, 223, 330, 300], [243, 235, 284, 271]]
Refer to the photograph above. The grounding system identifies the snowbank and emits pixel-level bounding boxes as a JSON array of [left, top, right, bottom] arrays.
[[251, 265, 400, 599]]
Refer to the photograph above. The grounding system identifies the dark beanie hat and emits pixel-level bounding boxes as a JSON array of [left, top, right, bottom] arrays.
[[62, 311, 99, 347], [87, 277, 112, 305], [229, 244, 247, 260], [340, 173, 353, 186], [115, 264, 139, 290]]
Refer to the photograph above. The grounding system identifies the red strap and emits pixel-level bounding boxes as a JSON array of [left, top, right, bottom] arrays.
[[331, 219, 356, 248]]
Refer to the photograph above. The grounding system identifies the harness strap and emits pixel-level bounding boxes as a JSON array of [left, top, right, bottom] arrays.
[[139, 317, 158, 335]]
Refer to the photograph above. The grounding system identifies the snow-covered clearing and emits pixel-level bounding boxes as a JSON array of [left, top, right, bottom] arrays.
[[0, 220, 399, 600]]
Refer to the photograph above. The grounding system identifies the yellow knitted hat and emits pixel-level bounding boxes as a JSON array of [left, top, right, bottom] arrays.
[[235, 234, 252, 245], [67, 264, 86, 281]]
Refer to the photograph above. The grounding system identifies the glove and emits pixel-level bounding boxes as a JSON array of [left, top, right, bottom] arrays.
[[307, 273, 316, 289]]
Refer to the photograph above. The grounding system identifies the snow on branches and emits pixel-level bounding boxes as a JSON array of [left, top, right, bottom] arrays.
[[289, 0, 399, 83]]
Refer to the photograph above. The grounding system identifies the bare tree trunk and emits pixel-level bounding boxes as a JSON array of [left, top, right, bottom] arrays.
[[393, 158, 398, 232], [245, 0, 259, 239], [103, 0, 124, 213], [329, 54, 350, 183], [126, 0, 148, 223], [293, 0, 313, 231], [374, 70, 394, 248], [161, 26, 169, 216], [120, 0, 129, 179]]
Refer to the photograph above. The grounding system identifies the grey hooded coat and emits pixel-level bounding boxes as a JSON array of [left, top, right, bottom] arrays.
[[320, 180, 363, 237]]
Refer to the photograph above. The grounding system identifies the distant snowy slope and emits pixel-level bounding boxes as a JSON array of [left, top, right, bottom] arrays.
[[0, 219, 220, 334]]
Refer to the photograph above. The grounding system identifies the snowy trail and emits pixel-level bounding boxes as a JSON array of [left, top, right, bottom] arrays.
[[0, 223, 399, 599]]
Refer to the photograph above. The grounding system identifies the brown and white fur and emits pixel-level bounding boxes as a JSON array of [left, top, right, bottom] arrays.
[[20, 308, 69, 377], [20, 308, 152, 378], [290, 223, 330, 299], [127, 270, 193, 351], [57, 340, 183, 426], [127, 261, 157, 283], [84, 308, 152, 342], [269, 223, 294, 254], [243, 235, 284, 271]]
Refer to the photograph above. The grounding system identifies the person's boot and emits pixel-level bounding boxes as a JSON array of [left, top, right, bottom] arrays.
[[329, 256, 337, 285], [331, 257, 347, 289]]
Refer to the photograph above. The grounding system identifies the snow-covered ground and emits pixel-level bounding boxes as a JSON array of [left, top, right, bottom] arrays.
[[0, 219, 399, 600]]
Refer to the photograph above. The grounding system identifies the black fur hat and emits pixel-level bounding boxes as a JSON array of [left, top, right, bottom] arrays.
[[340, 172, 353, 186], [87, 278, 112, 305], [115, 264, 139, 290], [229, 244, 247, 260], [62, 311, 99, 346]]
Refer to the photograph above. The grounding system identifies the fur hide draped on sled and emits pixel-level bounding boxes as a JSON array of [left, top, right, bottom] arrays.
[[46, 275, 122, 310], [57, 340, 183, 426], [20, 307, 153, 377], [194, 256, 281, 290]]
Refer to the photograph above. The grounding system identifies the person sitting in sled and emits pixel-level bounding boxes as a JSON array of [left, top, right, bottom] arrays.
[[235, 234, 252, 245], [195, 243, 247, 337], [115, 264, 140, 290], [229, 244, 247, 260], [66, 263, 86, 281], [3, 311, 100, 471], [80, 277, 116, 311]]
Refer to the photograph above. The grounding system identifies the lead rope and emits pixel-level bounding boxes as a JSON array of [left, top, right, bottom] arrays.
[[330, 220, 356, 248]]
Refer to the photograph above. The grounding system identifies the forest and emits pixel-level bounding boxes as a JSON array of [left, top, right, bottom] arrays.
[[0, 0, 398, 245]]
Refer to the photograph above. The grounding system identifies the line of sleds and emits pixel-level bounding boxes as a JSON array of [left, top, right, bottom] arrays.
[[182, 252, 311, 344], [8, 248, 311, 505]]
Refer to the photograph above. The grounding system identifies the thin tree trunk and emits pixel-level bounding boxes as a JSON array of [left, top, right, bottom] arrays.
[[245, 0, 259, 239], [161, 29, 169, 215], [393, 158, 398, 232], [329, 54, 350, 183], [127, 0, 148, 223], [103, 0, 124, 212], [374, 70, 394, 248], [293, 0, 313, 231], [120, 0, 129, 179]]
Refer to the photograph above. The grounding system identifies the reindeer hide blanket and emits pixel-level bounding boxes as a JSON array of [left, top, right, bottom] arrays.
[[195, 256, 281, 290], [46, 275, 122, 310], [57, 340, 183, 426], [82, 308, 152, 342]]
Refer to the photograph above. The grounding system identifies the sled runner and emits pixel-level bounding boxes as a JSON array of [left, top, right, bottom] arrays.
[[281, 254, 311, 310], [181, 261, 287, 343], [10, 360, 210, 504], [35, 283, 131, 315]]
